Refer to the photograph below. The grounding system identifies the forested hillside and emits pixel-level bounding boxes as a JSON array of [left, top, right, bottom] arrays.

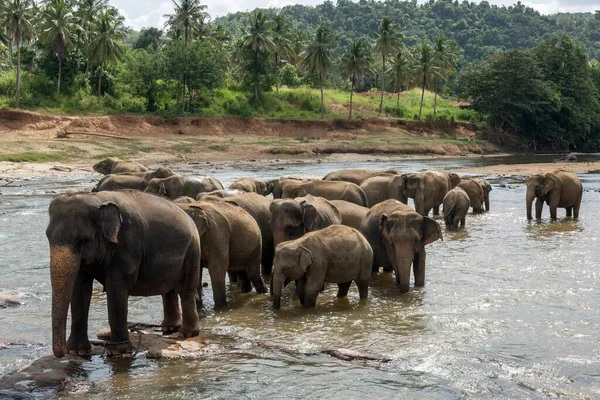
[[216, 0, 600, 62]]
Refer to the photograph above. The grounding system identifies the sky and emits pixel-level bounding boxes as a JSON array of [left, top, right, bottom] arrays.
[[112, 0, 600, 31]]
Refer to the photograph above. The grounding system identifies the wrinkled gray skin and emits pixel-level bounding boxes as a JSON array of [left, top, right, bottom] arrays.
[[457, 178, 484, 214], [443, 187, 470, 230], [474, 178, 492, 211], [330, 200, 369, 230], [322, 169, 398, 185], [360, 199, 442, 293], [92, 157, 148, 175], [93, 167, 175, 192], [230, 178, 268, 195], [266, 178, 304, 199], [398, 170, 460, 216], [554, 153, 577, 163], [46, 191, 201, 358], [272, 225, 373, 309], [526, 171, 583, 220], [360, 174, 404, 207], [198, 192, 275, 276], [173, 196, 196, 204], [145, 175, 224, 200], [282, 180, 369, 207], [179, 201, 267, 308], [196, 189, 245, 199]]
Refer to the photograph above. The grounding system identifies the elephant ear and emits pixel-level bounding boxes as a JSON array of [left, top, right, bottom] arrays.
[[292, 187, 307, 198], [299, 200, 316, 231], [379, 214, 393, 242], [188, 204, 210, 233], [157, 182, 167, 197], [422, 217, 442, 245], [265, 180, 277, 195], [449, 173, 461, 188], [98, 202, 122, 244], [297, 246, 313, 272], [544, 173, 558, 191], [255, 180, 267, 195]]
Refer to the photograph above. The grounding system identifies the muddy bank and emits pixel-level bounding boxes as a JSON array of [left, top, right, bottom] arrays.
[[455, 161, 600, 176]]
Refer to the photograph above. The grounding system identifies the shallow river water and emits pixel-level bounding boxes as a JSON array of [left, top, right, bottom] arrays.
[[1, 155, 599, 399]]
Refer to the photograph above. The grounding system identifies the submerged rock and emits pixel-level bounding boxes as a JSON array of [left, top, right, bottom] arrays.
[[0, 291, 24, 308], [321, 348, 392, 363]]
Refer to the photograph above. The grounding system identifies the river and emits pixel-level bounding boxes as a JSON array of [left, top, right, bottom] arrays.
[[0, 155, 599, 399]]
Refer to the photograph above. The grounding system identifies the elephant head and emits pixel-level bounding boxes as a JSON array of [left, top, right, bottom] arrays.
[[526, 173, 556, 220], [145, 178, 168, 198], [254, 180, 268, 196], [449, 173, 461, 188], [185, 204, 211, 236], [379, 210, 442, 293], [269, 200, 306, 246], [266, 180, 280, 198], [399, 174, 425, 215], [296, 195, 342, 231], [46, 194, 122, 357], [272, 245, 313, 309], [93, 157, 120, 175], [150, 167, 175, 179]]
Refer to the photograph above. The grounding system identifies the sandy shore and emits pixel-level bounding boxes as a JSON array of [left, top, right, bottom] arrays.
[[455, 161, 600, 176]]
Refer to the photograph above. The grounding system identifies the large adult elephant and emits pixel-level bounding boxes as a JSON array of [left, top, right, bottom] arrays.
[[180, 201, 267, 308], [398, 170, 460, 216], [93, 157, 148, 175], [93, 167, 175, 192], [474, 178, 492, 211], [282, 180, 368, 207], [230, 178, 268, 195], [266, 178, 303, 199], [330, 200, 369, 230], [526, 171, 583, 220], [46, 191, 201, 358], [457, 178, 484, 214], [360, 174, 404, 206], [322, 169, 398, 185], [360, 199, 442, 293], [145, 175, 223, 200]]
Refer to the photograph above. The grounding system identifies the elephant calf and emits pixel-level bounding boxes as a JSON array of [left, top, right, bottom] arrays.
[[281, 180, 368, 207], [93, 157, 148, 175], [322, 169, 398, 185], [93, 167, 174, 192], [443, 187, 470, 230], [457, 178, 485, 214], [230, 178, 268, 195], [272, 225, 373, 309], [146, 175, 224, 200], [474, 178, 492, 211]]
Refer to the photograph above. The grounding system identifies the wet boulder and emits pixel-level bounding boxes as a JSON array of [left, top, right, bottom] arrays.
[[0, 291, 24, 308]]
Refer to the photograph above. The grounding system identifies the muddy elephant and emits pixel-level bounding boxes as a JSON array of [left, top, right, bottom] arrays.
[[322, 169, 398, 185], [198, 192, 275, 276], [360, 199, 442, 292], [266, 178, 303, 199], [180, 201, 267, 308], [145, 175, 224, 200], [474, 178, 492, 211], [230, 178, 268, 195], [526, 171, 583, 220], [554, 153, 577, 163], [330, 200, 368, 230], [272, 225, 373, 309], [443, 187, 470, 230], [46, 191, 201, 358], [93, 167, 175, 192], [398, 170, 460, 216], [282, 180, 368, 207], [196, 189, 245, 199], [457, 178, 484, 214], [93, 157, 148, 175], [360, 174, 405, 207]]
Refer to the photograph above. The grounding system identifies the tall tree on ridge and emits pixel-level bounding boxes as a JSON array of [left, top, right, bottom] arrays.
[[373, 16, 403, 117], [342, 37, 373, 119]]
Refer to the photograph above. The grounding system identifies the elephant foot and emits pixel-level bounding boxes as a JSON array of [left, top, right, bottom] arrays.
[[105, 340, 134, 357], [254, 283, 268, 294], [66, 337, 92, 357], [178, 323, 200, 338], [161, 316, 182, 335]]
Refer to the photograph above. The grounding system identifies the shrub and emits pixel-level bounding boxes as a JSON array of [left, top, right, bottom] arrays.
[[279, 64, 301, 87], [0, 71, 15, 96]]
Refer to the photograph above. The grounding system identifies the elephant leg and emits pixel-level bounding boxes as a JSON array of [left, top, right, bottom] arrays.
[[67, 271, 93, 356], [566, 207, 573, 217], [178, 289, 200, 338], [228, 271, 238, 284], [432, 205, 440, 216], [303, 275, 323, 308], [453, 215, 461, 230], [161, 290, 182, 334], [208, 258, 228, 308], [336, 282, 351, 298], [296, 277, 306, 305], [413, 247, 426, 287], [356, 279, 369, 299], [423, 207, 432, 217], [104, 269, 133, 357], [535, 198, 544, 219], [460, 217, 465, 228], [261, 247, 274, 277], [246, 249, 268, 294], [549, 205, 558, 219], [196, 266, 204, 310], [237, 270, 252, 293]]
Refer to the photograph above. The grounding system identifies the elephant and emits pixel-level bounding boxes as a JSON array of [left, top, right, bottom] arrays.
[[196, 189, 245, 199], [330, 200, 369, 230], [442, 187, 470, 230], [46, 190, 201, 358], [360, 174, 404, 207], [554, 153, 577, 163], [457, 178, 484, 214], [526, 171, 583, 220], [266, 178, 303, 199], [145, 175, 224, 200], [281, 180, 369, 207], [473, 178, 492, 211], [360, 199, 442, 292], [272, 225, 373, 309], [179, 201, 267, 308], [198, 192, 275, 276], [173, 196, 196, 204], [322, 169, 398, 185], [93, 157, 148, 175], [397, 170, 460, 216], [92, 167, 175, 192], [230, 178, 268, 195]]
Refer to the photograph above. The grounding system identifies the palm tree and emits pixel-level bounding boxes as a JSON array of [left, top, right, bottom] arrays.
[[373, 17, 403, 117], [341, 38, 373, 119], [432, 36, 459, 116], [388, 46, 415, 113], [242, 10, 274, 104], [271, 14, 292, 94], [416, 41, 442, 120], [74, 0, 107, 49], [86, 8, 125, 96], [0, 31, 12, 68], [301, 23, 335, 118], [40, 0, 81, 94], [0, 0, 36, 107]]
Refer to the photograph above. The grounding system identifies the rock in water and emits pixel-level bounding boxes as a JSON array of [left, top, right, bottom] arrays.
[[322, 348, 392, 363], [0, 291, 24, 308]]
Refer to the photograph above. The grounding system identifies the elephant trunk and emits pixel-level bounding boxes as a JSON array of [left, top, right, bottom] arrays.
[[272, 270, 284, 309], [50, 245, 79, 358], [393, 245, 415, 293], [414, 191, 425, 216], [526, 188, 535, 220]]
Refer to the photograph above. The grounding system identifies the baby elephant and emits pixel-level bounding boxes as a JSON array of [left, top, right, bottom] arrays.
[[443, 187, 470, 230], [272, 225, 373, 309]]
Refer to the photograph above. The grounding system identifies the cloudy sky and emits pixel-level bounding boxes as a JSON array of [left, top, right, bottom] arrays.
[[112, 0, 600, 30]]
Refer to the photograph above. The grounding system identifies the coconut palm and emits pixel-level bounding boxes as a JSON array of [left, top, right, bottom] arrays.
[[342, 38, 373, 119], [86, 8, 125, 96], [0, 31, 12, 68], [0, 0, 36, 107], [74, 0, 107, 47], [39, 0, 81, 94], [301, 23, 335, 118], [432, 36, 460, 116], [271, 14, 292, 94], [373, 16, 403, 117], [242, 10, 274, 103], [416, 41, 442, 120], [388, 46, 416, 113]]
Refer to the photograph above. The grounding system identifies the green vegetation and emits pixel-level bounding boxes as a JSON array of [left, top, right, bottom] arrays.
[[0, 151, 66, 162]]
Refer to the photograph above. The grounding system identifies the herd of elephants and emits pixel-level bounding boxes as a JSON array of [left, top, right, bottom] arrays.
[[46, 157, 584, 358]]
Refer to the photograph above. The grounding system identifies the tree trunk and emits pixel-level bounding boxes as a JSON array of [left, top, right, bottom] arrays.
[[7, 41, 13, 69], [433, 89, 437, 117], [254, 50, 259, 104], [349, 74, 354, 120], [396, 76, 401, 111], [418, 74, 427, 121], [57, 57, 62, 95], [182, 35, 188, 113], [275, 51, 279, 95], [15, 31, 21, 108], [320, 74, 324, 119], [98, 67, 102, 96], [378, 55, 385, 117]]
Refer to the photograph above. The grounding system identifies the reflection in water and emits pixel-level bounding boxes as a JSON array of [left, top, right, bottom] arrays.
[[526, 218, 583, 239]]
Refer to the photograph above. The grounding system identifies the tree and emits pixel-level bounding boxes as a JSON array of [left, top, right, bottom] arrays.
[[373, 17, 403, 116], [432, 36, 459, 116], [0, 0, 36, 107], [133, 27, 163, 50], [388, 46, 415, 112], [74, 0, 107, 51], [39, 0, 80, 94], [279, 63, 301, 87], [242, 10, 274, 103], [415, 41, 442, 120], [271, 14, 292, 95], [86, 8, 125, 96], [342, 38, 373, 119], [301, 23, 336, 118]]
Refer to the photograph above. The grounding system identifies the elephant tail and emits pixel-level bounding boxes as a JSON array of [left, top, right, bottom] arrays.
[[443, 203, 455, 228]]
